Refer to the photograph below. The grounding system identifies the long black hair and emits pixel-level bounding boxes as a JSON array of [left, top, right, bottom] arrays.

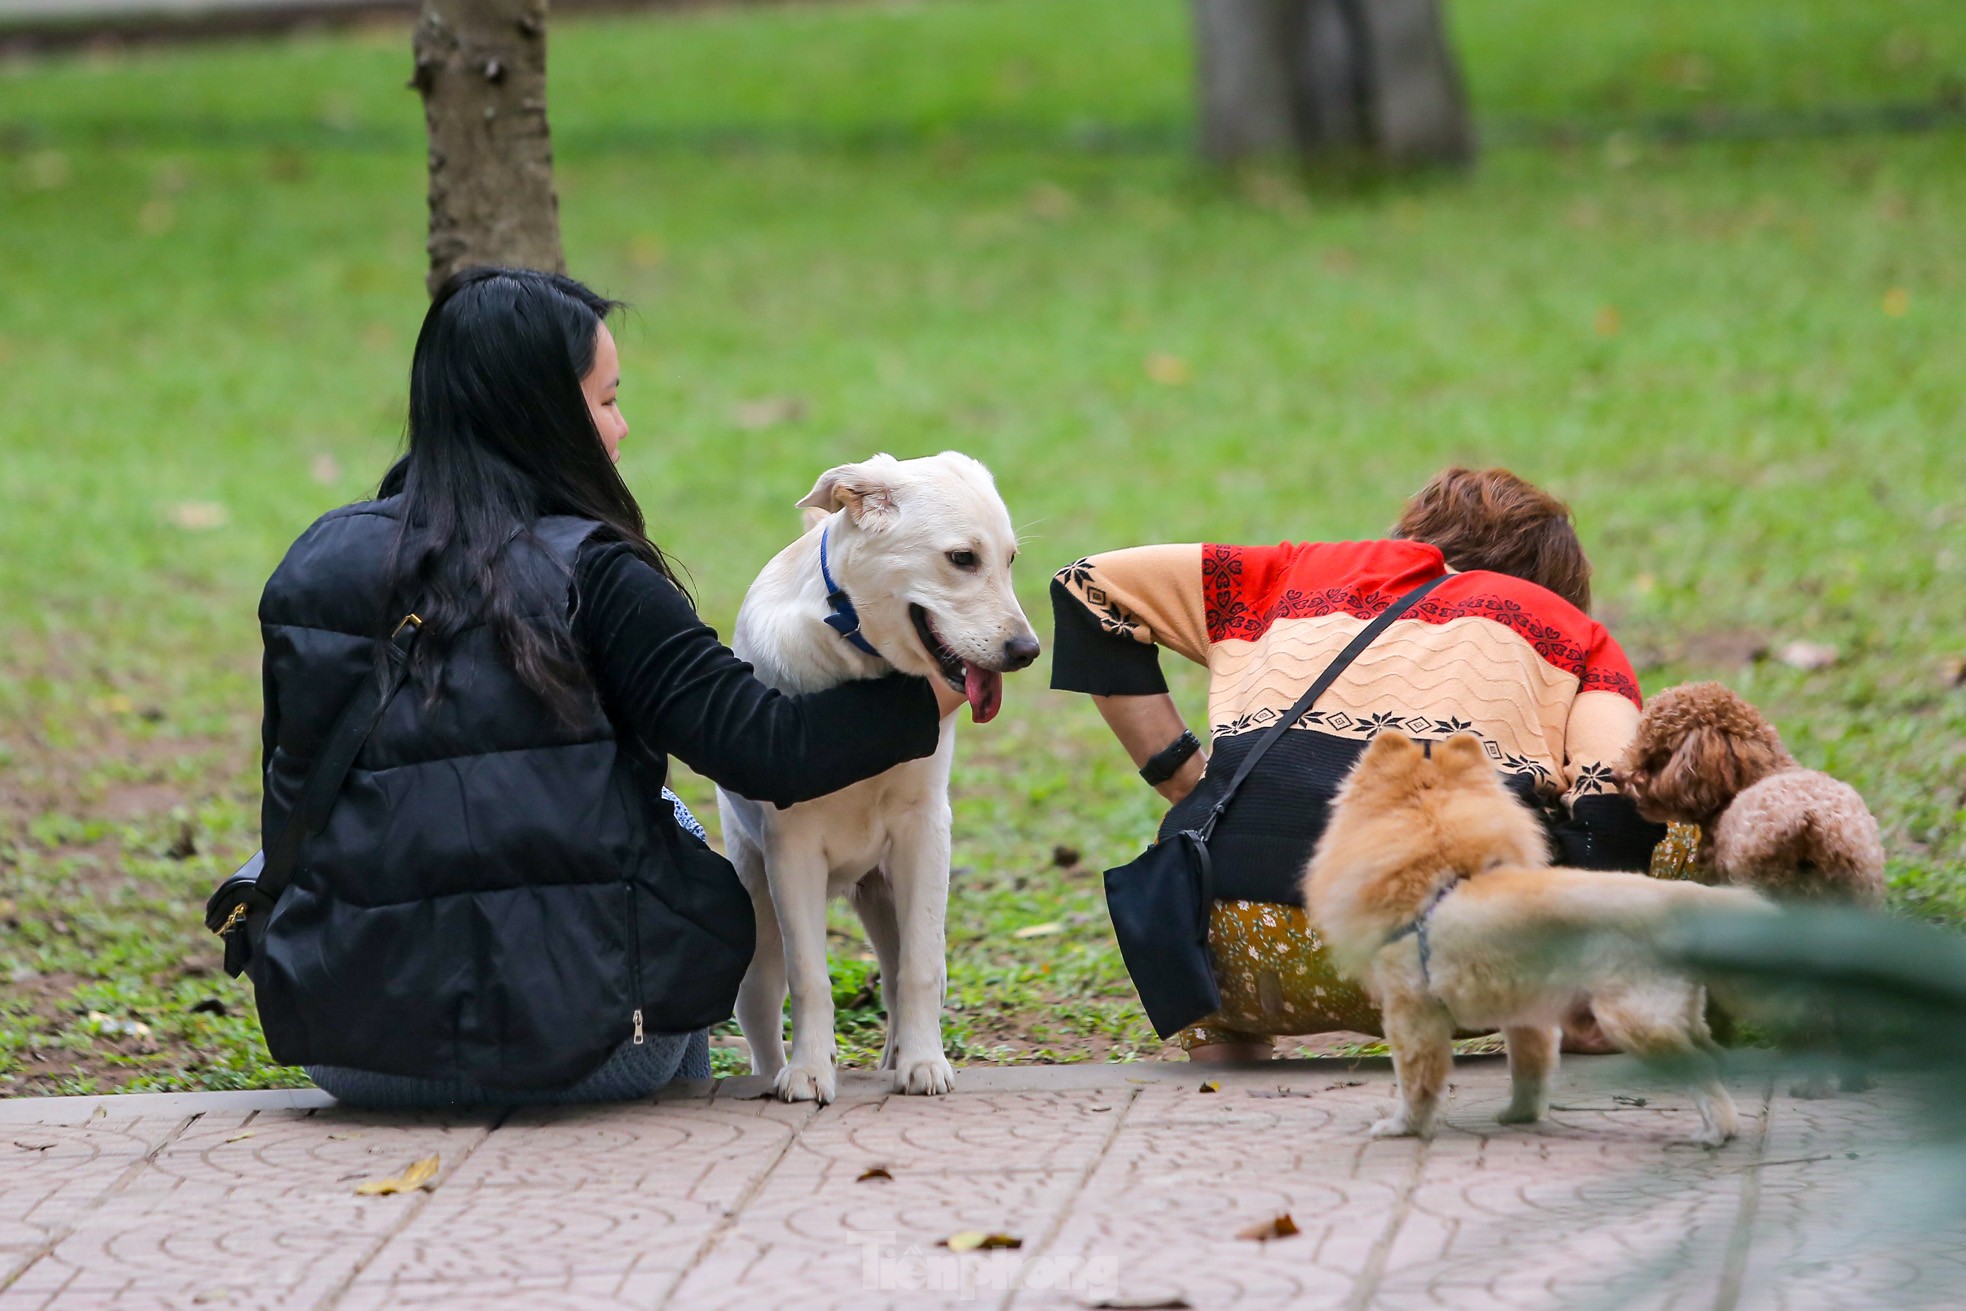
[[378, 266, 686, 720]]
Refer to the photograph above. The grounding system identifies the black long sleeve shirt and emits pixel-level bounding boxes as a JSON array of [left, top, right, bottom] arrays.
[[573, 540, 942, 808]]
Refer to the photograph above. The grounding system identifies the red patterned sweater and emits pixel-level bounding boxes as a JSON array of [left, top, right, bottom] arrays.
[[1051, 539, 1662, 905]]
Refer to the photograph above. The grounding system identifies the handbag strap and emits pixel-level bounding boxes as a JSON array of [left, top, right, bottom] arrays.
[[1196, 573, 1449, 841], [257, 614, 422, 905]]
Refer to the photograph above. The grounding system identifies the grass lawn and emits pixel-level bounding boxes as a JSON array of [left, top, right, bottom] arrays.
[[1, 0, 1962, 1094]]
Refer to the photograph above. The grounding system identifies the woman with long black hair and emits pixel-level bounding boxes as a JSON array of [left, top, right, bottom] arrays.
[[251, 267, 963, 1107]]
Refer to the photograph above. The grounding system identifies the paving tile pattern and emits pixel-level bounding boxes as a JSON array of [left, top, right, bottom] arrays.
[[0, 1059, 1952, 1310]]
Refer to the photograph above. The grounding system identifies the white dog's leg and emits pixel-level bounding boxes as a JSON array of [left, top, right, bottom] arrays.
[[881, 810, 956, 1095], [766, 840, 839, 1104], [1498, 1024, 1561, 1124], [731, 840, 788, 1079], [847, 868, 903, 1072]]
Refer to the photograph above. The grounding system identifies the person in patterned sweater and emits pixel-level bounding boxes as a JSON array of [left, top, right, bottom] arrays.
[[1051, 468, 1665, 1062]]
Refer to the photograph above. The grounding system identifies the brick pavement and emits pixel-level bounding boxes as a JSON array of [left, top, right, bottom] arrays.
[[0, 1057, 1951, 1309]]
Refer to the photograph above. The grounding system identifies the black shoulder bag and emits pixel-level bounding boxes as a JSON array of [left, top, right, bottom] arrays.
[[1102, 575, 1449, 1038], [204, 614, 422, 978]]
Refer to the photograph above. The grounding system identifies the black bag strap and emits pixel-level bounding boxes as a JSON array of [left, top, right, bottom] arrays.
[[256, 614, 422, 905], [1196, 574, 1449, 841]]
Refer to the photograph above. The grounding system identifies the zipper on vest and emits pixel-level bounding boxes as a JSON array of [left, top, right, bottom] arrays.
[[623, 880, 645, 1045]]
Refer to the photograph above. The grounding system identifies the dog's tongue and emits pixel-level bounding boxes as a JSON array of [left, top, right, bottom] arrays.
[[964, 664, 1003, 724]]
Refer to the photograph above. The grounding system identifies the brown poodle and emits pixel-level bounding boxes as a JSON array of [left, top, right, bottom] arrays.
[[1618, 681, 1887, 1097], [1617, 682, 1885, 908]]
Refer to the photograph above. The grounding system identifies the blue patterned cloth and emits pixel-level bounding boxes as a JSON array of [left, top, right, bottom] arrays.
[[306, 790, 716, 1109]]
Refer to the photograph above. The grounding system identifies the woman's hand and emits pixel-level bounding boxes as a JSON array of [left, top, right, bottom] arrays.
[[1092, 693, 1206, 804], [930, 677, 970, 720]]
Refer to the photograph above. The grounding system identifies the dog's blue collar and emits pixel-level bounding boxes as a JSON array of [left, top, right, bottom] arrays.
[[819, 523, 882, 659], [1384, 880, 1460, 987]]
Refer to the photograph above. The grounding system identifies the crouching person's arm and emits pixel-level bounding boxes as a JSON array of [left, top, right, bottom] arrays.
[[1050, 547, 1211, 805]]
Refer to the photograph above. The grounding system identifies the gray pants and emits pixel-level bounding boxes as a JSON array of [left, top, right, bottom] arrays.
[[309, 1029, 710, 1109]]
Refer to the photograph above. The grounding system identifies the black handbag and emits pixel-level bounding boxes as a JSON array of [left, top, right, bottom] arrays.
[[1102, 574, 1450, 1038], [204, 614, 422, 978]]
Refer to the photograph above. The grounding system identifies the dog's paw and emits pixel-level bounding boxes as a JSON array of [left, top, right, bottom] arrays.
[[1495, 1101, 1544, 1126], [1369, 1113, 1421, 1139], [894, 1053, 956, 1096], [1789, 1077, 1836, 1101], [1689, 1125, 1736, 1149], [774, 1063, 836, 1105]]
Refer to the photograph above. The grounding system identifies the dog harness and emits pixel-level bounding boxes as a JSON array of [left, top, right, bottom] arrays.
[[1382, 880, 1460, 988], [818, 523, 882, 659]]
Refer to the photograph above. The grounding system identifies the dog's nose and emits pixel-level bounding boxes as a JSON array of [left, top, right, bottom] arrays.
[[1002, 634, 1042, 671]]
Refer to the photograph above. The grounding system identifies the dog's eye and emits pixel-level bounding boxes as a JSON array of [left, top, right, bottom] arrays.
[[946, 550, 979, 570]]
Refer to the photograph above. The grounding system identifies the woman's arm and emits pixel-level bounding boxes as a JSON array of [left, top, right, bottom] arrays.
[[1094, 694, 1206, 804], [1050, 546, 1212, 805], [575, 542, 950, 807], [1554, 649, 1667, 869]]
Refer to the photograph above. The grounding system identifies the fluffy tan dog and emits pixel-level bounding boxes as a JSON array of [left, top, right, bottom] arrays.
[[1305, 732, 1771, 1147], [1617, 681, 1886, 907]]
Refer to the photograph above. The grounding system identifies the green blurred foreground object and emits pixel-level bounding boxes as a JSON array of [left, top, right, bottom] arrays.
[[1, 0, 1963, 1093]]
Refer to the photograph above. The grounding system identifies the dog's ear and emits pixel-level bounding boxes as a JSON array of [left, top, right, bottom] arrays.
[[796, 456, 903, 532], [1652, 726, 1756, 825], [1436, 733, 1489, 775], [1362, 731, 1421, 764]]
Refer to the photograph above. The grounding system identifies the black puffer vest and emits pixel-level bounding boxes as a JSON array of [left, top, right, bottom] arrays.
[[254, 498, 755, 1090]]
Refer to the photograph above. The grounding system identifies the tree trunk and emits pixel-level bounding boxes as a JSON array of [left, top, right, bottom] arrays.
[[412, 0, 566, 297], [1193, 0, 1473, 170]]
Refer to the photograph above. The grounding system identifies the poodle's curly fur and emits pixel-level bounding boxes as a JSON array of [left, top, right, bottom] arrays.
[[1618, 682, 1885, 909]]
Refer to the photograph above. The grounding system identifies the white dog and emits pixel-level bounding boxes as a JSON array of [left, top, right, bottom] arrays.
[[716, 452, 1039, 1103]]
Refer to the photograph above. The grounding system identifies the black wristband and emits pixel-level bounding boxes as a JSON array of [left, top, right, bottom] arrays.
[[1139, 729, 1201, 787]]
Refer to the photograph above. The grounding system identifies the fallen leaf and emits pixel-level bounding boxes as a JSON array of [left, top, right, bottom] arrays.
[[942, 1231, 1022, 1252], [1087, 1296, 1193, 1310], [138, 198, 174, 236], [1144, 354, 1190, 386], [1612, 1094, 1649, 1107], [169, 501, 228, 531], [1777, 640, 1839, 671], [1197, 1080, 1220, 1094], [1087, 1104, 1113, 1113], [628, 233, 667, 270], [225, 1131, 255, 1144], [731, 396, 806, 430], [1027, 181, 1076, 219], [355, 1154, 440, 1196], [13, 1141, 56, 1152], [1594, 306, 1622, 337], [1883, 287, 1910, 317], [1051, 844, 1081, 868], [166, 822, 198, 861], [1238, 1212, 1300, 1242], [1943, 656, 1965, 687], [310, 454, 342, 485], [24, 150, 70, 190], [1013, 921, 1064, 939], [857, 1166, 893, 1182], [188, 998, 228, 1016]]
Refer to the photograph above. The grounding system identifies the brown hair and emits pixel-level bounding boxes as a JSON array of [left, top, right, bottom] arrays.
[[1391, 467, 1593, 612]]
